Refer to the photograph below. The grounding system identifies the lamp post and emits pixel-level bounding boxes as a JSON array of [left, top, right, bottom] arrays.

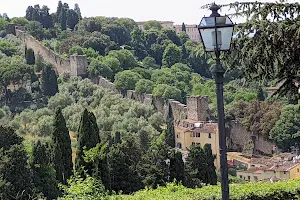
[[198, 3, 234, 200]]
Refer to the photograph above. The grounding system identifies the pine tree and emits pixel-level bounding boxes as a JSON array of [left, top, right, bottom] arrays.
[[165, 104, 175, 147], [203, 144, 217, 185], [74, 3, 82, 20], [59, 7, 67, 31], [51, 108, 73, 184], [182, 22, 186, 32], [26, 48, 35, 65], [31, 141, 59, 199], [40, 62, 58, 96], [76, 109, 100, 172], [169, 150, 184, 183]]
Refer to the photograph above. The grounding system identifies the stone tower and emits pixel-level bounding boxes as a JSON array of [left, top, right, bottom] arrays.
[[186, 96, 209, 121], [70, 55, 88, 77]]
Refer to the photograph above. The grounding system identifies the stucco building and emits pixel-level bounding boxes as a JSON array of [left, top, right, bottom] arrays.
[[174, 24, 201, 43], [137, 21, 174, 30], [231, 153, 300, 182], [175, 96, 220, 169]]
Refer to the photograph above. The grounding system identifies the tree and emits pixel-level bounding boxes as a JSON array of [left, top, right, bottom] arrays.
[[40, 5, 53, 28], [184, 144, 205, 188], [138, 132, 169, 189], [162, 29, 181, 46], [143, 56, 159, 69], [169, 150, 184, 183], [40, 62, 58, 96], [114, 70, 142, 90], [56, 1, 63, 23], [108, 137, 143, 193], [25, 48, 35, 65], [131, 28, 147, 60], [11, 17, 29, 26], [51, 108, 73, 184], [88, 57, 113, 80], [59, 7, 67, 31], [153, 84, 182, 101], [203, 144, 217, 185], [108, 49, 138, 70], [31, 141, 59, 199], [182, 22, 186, 32], [0, 126, 33, 199], [67, 9, 79, 30], [222, 1, 300, 99], [270, 104, 300, 152], [162, 43, 182, 67], [83, 34, 113, 56], [166, 104, 175, 147], [25, 21, 44, 40], [135, 79, 154, 94], [144, 20, 163, 31], [74, 3, 82, 20], [0, 18, 8, 31], [76, 109, 100, 172]]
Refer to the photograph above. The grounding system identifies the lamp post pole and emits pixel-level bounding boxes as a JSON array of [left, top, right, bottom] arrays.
[[213, 50, 229, 200], [198, 4, 233, 199], [211, 4, 229, 200]]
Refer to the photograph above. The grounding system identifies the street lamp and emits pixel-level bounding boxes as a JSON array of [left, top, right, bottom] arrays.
[[198, 3, 234, 200]]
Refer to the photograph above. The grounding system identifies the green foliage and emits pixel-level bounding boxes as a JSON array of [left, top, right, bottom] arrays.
[[169, 150, 184, 184], [0, 18, 8, 31], [114, 179, 300, 200], [67, 9, 79, 30], [25, 48, 35, 65], [40, 62, 58, 96], [11, 17, 29, 26], [59, 7, 67, 31], [135, 79, 154, 94], [25, 21, 45, 40], [153, 84, 181, 101], [143, 56, 159, 69], [0, 40, 17, 56], [270, 104, 300, 151], [114, 70, 142, 90], [108, 49, 137, 70], [59, 172, 106, 200], [162, 44, 182, 67], [51, 108, 73, 184], [76, 109, 100, 173], [31, 140, 59, 199], [143, 20, 163, 31]]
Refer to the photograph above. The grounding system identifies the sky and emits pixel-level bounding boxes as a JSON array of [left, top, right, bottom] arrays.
[[0, 0, 298, 25]]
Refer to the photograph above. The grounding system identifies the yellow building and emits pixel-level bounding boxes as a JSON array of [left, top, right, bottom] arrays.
[[234, 153, 300, 182], [175, 96, 220, 169]]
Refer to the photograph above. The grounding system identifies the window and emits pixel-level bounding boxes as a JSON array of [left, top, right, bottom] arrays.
[[298, 169, 299, 173], [196, 132, 200, 137], [248, 176, 250, 180], [208, 133, 212, 138], [284, 171, 286, 174], [207, 144, 212, 149], [192, 142, 195, 145], [177, 143, 182, 149], [176, 134, 179, 138], [239, 175, 243, 179], [196, 143, 201, 146]]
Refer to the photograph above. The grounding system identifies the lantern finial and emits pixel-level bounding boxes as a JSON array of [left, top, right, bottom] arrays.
[[210, 3, 221, 17]]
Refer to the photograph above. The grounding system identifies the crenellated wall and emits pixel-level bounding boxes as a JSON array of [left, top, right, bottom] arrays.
[[14, 26, 87, 77]]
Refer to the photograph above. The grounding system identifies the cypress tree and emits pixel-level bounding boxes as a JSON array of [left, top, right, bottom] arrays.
[[203, 144, 217, 185], [74, 3, 82, 20], [31, 141, 59, 199], [166, 104, 175, 147], [169, 150, 184, 183], [182, 22, 186, 32], [40, 62, 58, 96], [76, 109, 100, 172], [59, 7, 67, 31], [26, 48, 35, 65], [51, 108, 73, 184], [56, 1, 63, 22]]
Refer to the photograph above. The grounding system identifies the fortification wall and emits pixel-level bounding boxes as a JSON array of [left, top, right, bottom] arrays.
[[229, 121, 275, 155], [15, 27, 87, 77]]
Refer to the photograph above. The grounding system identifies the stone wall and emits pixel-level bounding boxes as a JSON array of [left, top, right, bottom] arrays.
[[228, 121, 275, 155], [14, 26, 87, 77]]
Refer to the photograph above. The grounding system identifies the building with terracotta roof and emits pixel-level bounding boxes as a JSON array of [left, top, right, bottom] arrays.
[[235, 153, 300, 182], [175, 96, 220, 169]]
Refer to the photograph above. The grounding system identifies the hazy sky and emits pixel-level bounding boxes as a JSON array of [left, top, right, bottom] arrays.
[[0, 0, 298, 25]]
